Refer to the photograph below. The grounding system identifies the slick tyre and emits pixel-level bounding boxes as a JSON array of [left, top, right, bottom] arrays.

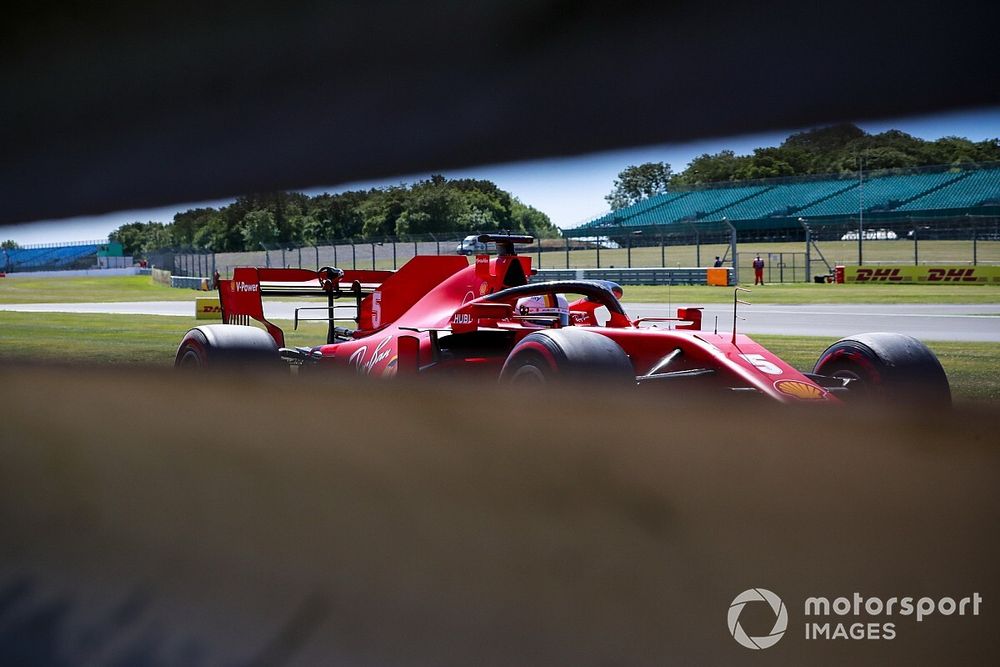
[[813, 332, 950, 406], [499, 328, 634, 387], [175, 325, 281, 372]]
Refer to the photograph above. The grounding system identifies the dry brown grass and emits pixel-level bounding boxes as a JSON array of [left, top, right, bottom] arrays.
[[0, 367, 997, 665]]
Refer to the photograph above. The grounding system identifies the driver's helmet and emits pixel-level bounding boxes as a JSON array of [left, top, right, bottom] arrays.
[[515, 293, 570, 326]]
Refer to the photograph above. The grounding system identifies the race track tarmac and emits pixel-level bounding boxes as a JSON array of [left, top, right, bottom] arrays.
[[627, 303, 1000, 342], [2, 300, 999, 342]]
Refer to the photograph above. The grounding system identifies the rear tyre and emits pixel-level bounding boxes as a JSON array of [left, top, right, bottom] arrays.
[[499, 328, 634, 387], [175, 325, 281, 371], [812, 332, 950, 406]]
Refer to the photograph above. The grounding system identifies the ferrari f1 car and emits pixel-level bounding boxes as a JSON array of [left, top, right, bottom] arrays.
[[176, 234, 950, 405]]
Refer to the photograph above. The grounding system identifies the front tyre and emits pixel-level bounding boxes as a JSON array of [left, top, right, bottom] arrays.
[[813, 332, 950, 406], [499, 328, 634, 387]]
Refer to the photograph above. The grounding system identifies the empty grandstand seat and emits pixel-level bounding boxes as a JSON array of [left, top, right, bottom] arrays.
[[895, 168, 1000, 211]]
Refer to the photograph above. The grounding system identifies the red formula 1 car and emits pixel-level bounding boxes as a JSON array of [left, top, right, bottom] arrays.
[[176, 235, 950, 405]]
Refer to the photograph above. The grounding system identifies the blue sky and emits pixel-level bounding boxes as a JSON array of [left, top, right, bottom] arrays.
[[3, 107, 998, 246]]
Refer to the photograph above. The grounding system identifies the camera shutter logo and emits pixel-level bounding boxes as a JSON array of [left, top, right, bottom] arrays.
[[728, 588, 788, 650]]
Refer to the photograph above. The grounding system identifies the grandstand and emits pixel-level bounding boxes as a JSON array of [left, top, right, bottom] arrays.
[[2, 240, 104, 273], [569, 163, 1000, 238]]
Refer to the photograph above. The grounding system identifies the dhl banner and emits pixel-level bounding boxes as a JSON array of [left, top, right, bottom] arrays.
[[195, 297, 223, 319], [844, 265, 1000, 285]]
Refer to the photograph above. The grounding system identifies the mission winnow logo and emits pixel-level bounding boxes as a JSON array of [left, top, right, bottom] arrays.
[[728, 588, 983, 650]]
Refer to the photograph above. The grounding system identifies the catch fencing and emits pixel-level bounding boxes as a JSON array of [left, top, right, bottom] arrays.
[[164, 214, 999, 286]]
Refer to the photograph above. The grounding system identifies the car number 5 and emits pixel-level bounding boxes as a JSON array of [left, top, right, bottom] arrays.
[[738, 353, 782, 375]]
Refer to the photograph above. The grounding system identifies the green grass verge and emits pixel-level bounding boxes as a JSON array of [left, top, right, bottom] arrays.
[[0, 311, 995, 403], [0, 312, 322, 366], [621, 282, 1000, 304], [0, 275, 199, 303]]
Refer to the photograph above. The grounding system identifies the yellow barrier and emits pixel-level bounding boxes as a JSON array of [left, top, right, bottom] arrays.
[[195, 297, 223, 320], [844, 265, 1000, 284]]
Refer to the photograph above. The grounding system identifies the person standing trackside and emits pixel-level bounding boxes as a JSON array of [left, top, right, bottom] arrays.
[[713, 256, 722, 267], [752, 255, 765, 285]]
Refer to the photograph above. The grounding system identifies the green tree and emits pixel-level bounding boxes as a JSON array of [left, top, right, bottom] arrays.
[[192, 215, 231, 251], [394, 180, 462, 237], [511, 199, 559, 238], [1, 239, 19, 250], [174, 207, 223, 248], [743, 147, 796, 179], [605, 162, 673, 209], [239, 210, 279, 248], [672, 151, 751, 185], [359, 186, 410, 237], [782, 123, 867, 154]]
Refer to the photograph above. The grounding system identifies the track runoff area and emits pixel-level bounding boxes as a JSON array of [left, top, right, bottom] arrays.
[[2, 276, 998, 343]]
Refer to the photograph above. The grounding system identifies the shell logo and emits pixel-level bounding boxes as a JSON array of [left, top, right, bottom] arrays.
[[479, 281, 490, 295], [774, 379, 827, 400]]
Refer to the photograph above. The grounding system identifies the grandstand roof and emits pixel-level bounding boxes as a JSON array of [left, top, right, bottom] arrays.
[[567, 163, 1000, 236]]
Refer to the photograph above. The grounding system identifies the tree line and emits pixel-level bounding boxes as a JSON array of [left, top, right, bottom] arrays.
[[110, 175, 558, 256], [606, 124, 1000, 209]]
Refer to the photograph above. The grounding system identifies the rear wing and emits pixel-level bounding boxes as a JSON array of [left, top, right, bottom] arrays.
[[219, 267, 391, 347]]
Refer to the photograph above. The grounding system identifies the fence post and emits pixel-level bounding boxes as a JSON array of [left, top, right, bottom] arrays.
[[314, 244, 319, 270], [660, 231, 665, 268], [723, 218, 738, 284], [857, 215, 863, 266], [351, 242, 356, 270], [392, 241, 397, 270], [973, 227, 977, 265], [536, 239, 542, 267], [684, 223, 701, 267], [565, 237, 570, 269], [799, 217, 811, 283], [913, 226, 918, 265], [596, 239, 601, 269]]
